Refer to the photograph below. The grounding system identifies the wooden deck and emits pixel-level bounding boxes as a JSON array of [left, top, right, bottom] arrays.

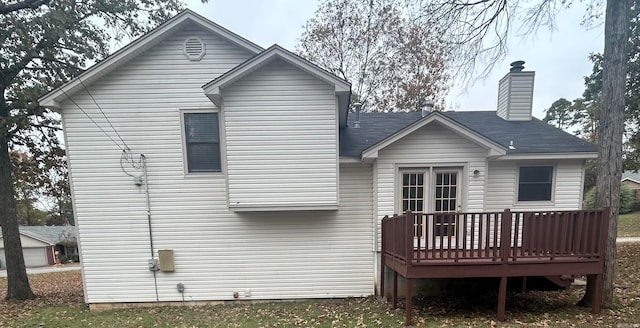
[[381, 209, 609, 325]]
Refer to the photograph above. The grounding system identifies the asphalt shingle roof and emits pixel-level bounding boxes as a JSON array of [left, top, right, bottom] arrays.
[[622, 171, 640, 182], [339, 111, 597, 157], [0, 226, 76, 245]]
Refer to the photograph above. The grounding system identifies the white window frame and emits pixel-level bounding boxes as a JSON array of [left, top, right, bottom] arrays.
[[515, 164, 556, 204], [180, 108, 225, 176]]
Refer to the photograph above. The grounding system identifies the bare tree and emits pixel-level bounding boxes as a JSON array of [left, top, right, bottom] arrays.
[[415, 0, 628, 306], [297, 0, 449, 112]]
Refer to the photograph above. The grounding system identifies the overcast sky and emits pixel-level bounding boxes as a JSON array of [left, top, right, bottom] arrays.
[[187, 0, 605, 119]]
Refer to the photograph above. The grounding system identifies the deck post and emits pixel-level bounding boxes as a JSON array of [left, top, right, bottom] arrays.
[[497, 276, 507, 321], [592, 273, 603, 314], [392, 271, 398, 309], [405, 278, 412, 326], [380, 216, 388, 298], [406, 211, 414, 264]]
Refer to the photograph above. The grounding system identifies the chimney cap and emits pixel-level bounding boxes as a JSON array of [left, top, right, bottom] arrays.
[[510, 60, 525, 72], [421, 99, 434, 117]]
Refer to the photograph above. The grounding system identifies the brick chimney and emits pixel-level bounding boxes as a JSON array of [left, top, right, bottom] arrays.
[[496, 61, 535, 121]]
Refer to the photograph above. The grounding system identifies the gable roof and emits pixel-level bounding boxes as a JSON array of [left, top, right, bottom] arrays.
[[339, 111, 597, 158], [39, 9, 262, 109], [0, 226, 76, 245], [358, 111, 507, 159], [622, 171, 640, 184], [202, 44, 352, 127]]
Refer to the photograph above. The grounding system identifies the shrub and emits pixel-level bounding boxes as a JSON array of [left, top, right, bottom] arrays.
[[70, 254, 80, 263], [58, 255, 70, 264], [584, 184, 637, 214]]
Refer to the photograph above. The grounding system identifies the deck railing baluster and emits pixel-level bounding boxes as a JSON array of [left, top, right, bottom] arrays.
[[406, 211, 414, 264], [558, 213, 567, 256], [512, 212, 519, 261], [590, 211, 599, 257], [478, 213, 484, 259], [470, 214, 476, 257], [551, 212, 559, 260], [460, 213, 467, 261], [416, 213, 421, 263], [493, 213, 499, 261], [381, 209, 609, 265]]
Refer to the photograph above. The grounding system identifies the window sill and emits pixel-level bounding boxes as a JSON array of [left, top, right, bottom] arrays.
[[514, 200, 555, 206], [229, 203, 339, 212], [183, 171, 225, 178]]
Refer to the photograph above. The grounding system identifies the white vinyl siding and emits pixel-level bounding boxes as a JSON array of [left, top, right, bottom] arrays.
[[374, 122, 489, 250], [485, 160, 584, 211], [496, 72, 535, 121], [496, 75, 510, 119], [223, 58, 338, 209], [61, 25, 371, 303]]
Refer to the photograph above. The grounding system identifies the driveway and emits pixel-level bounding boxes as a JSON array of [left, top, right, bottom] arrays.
[[0, 263, 81, 277], [617, 237, 640, 243]]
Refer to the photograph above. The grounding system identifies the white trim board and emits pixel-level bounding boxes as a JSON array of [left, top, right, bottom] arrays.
[[495, 153, 598, 160]]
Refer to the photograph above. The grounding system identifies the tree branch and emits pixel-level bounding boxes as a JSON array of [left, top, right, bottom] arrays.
[[1, 31, 61, 87], [30, 123, 62, 131], [0, 0, 52, 15]]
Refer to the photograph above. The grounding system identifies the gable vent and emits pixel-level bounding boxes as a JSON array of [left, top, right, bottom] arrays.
[[183, 37, 205, 61]]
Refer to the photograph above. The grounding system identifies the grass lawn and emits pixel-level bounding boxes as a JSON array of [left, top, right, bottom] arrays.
[[618, 211, 640, 237], [1, 244, 640, 327]]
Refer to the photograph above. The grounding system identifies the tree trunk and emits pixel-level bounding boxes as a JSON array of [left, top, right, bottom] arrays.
[[0, 105, 35, 300], [580, 0, 629, 307]]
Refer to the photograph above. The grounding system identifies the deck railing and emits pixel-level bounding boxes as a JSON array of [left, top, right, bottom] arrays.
[[381, 208, 609, 264]]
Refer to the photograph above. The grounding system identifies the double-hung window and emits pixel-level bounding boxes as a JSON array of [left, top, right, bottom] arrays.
[[183, 112, 221, 172], [518, 166, 553, 201]]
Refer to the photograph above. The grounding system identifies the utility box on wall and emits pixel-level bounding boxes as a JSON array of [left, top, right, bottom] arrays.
[[158, 249, 175, 272]]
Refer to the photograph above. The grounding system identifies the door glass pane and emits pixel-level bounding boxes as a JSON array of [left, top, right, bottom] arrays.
[[401, 173, 425, 213], [433, 171, 459, 237], [402, 172, 426, 238]]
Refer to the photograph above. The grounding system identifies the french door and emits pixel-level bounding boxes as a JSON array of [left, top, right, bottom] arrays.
[[400, 168, 462, 248]]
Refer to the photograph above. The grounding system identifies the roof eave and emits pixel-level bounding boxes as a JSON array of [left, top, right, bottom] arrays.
[[622, 177, 640, 184], [494, 152, 598, 160]]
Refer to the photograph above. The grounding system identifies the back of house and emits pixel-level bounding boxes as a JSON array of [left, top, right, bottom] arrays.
[[39, 10, 596, 307]]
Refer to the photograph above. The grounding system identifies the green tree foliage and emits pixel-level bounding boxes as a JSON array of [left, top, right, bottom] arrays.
[[10, 151, 46, 225], [584, 184, 636, 214], [297, 0, 449, 112], [1, 0, 191, 300], [544, 1, 640, 170]]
